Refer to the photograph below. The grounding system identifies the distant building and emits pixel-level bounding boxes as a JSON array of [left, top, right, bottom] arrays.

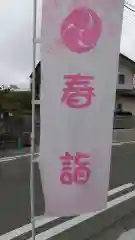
[[116, 54, 135, 115]]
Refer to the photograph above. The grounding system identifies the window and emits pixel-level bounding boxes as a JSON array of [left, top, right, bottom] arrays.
[[117, 103, 123, 112], [119, 74, 125, 84]]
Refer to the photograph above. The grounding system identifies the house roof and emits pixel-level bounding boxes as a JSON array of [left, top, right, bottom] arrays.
[[119, 54, 135, 72]]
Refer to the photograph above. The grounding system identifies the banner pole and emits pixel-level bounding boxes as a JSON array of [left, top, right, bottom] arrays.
[[30, 0, 37, 239]]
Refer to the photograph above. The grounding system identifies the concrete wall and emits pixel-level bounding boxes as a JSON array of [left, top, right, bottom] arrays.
[[116, 95, 135, 116], [113, 129, 135, 142], [113, 115, 135, 129]]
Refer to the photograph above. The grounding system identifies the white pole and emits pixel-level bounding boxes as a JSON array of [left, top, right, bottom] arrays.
[[31, 0, 37, 239]]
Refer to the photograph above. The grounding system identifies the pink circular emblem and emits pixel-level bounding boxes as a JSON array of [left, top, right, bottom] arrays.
[[61, 7, 102, 53]]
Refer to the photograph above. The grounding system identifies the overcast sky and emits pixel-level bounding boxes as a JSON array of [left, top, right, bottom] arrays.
[[121, 0, 135, 61], [0, 0, 135, 89]]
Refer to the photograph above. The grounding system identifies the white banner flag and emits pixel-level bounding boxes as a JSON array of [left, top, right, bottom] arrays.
[[40, 0, 124, 216]]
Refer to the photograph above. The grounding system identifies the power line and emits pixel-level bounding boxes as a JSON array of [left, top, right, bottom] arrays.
[[124, 4, 135, 12]]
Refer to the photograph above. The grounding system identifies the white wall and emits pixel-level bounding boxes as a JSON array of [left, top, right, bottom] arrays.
[[117, 63, 133, 90]]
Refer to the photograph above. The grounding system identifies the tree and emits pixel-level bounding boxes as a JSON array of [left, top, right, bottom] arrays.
[[0, 85, 11, 93], [9, 85, 19, 90], [0, 85, 32, 115], [0, 85, 11, 110]]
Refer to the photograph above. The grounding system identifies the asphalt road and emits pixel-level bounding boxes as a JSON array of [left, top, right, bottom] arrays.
[[0, 143, 135, 236]]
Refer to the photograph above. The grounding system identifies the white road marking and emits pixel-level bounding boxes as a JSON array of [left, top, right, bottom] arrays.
[[112, 141, 135, 146], [0, 153, 39, 163], [0, 216, 57, 240], [28, 190, 135, 240], [0, 157, 17, 162], [108, 183, 133, 196], [0, 184, 133, 240], [0, 140, 135, 163], [118, 229, 135, 240]]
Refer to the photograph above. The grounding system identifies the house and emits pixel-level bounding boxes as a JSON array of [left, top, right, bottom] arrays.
[[116, 54, 135, 115], [31, 53, 135, 131]]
